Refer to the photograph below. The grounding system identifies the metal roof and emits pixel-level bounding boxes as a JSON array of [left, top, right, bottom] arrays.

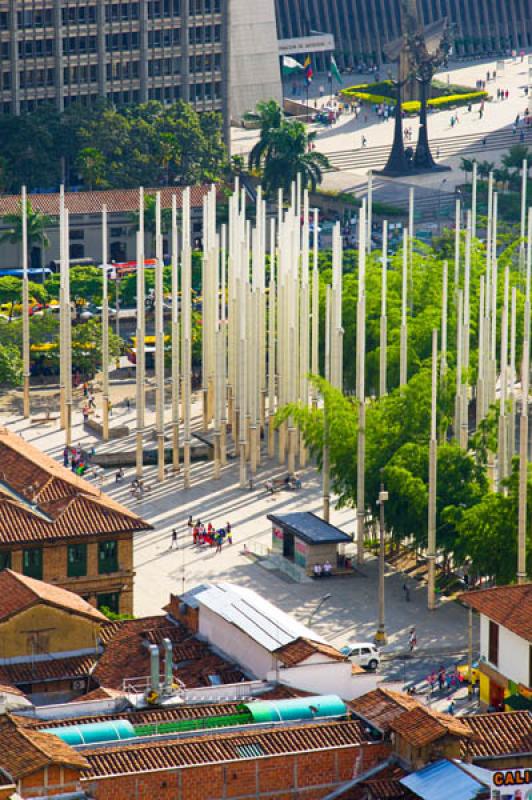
[[400, 759, 491, 800], [267, 512, 352, 545], [194, 583, 327, 652]]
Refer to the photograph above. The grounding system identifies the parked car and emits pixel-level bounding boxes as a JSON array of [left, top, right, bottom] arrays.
[[340, 642, 380, 670]]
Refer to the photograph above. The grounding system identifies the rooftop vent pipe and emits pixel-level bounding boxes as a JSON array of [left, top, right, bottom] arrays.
[[162, 637, 173, 694], [148, 644, 160, 695]]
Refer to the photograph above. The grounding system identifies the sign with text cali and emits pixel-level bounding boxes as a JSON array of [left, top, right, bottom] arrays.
[[491, 768, 532, 799]]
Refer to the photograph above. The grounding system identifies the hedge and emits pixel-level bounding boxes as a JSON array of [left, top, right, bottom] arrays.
[[341, 88, 488, 114]]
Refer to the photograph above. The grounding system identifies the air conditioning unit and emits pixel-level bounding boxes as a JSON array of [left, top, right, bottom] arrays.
[[72, 679, 87, 691]]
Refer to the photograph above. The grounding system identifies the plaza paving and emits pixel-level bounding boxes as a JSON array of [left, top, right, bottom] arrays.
[[233, 54, 532, 202], [1, 385, 478, 670]]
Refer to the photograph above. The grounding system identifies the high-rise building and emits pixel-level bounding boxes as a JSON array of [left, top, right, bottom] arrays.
[[275, 0, 532, 71], [0, 0, 281, 123]]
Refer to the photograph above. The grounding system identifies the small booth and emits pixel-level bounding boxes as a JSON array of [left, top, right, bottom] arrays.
[[267, 511, 353, 576]]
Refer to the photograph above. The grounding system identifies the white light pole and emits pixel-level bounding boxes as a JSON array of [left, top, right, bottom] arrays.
[[375, 480, 388, 643]]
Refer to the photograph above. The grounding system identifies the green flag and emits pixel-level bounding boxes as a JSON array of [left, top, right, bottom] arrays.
[[282, 56, 304, 76], [330, 55, 343, 85]]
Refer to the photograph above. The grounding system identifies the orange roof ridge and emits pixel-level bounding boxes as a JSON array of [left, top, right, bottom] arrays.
[[0, 715, 88, 778], [0, 569, 107, 623], [459, 584, 532, 642]]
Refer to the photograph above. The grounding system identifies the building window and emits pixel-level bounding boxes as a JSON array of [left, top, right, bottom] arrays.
[[98, 540, 118, 574], [67, 544, 87, 577], [97, 592, 120, 614], [23, 548, 43, 580], [0, 551, 11, 571], [488, 620, 499, 666]]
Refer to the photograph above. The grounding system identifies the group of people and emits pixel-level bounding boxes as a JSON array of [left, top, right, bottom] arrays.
[[312, 560, 333, 578], [186, 517, 233, 552], [426, 665, 464, 694], [496, 87, 510, 100], [63, 444, 93, 475]]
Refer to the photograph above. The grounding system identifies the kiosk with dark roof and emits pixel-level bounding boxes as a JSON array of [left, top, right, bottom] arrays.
[[267, 512, 353, 575]]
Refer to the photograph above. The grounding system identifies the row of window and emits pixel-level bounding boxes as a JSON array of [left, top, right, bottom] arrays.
[[18, 39, 55, 58], [189, 24, 221, 44], [0, 540, 119, 581], [189, 52, 221, 72]]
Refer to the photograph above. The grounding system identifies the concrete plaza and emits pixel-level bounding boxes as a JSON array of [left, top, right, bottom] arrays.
[[1, 384, 477, 670], [233, 53, 532, 202]]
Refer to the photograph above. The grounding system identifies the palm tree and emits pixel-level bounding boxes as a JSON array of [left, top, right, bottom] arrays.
[[260, 120, 330, 195], [0, 200, 53, 273], [245, 100, 284, 173]]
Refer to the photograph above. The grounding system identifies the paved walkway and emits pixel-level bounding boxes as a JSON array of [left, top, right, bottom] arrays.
[[2, 389, 478, 664], [232, 53, 532, 205]]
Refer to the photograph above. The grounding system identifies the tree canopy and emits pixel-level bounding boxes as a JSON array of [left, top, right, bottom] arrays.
[[0, 100, 227, 193]]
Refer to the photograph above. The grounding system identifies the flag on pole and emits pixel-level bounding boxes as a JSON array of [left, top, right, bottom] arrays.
[[304, 55, 314, 84], [330, 55, 343, 85], [282, 55, 304, 76]]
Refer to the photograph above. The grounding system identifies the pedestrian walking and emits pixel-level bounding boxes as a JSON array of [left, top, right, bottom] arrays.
[[448, 699, 456, 715], [403, 583, 410, 602], [115, 467, 124, 483], [438, 665, 446, 691], [63, 446, 69, 467], [171, 528, 178, 549], [361, 135, 367, 148], [409, 627, 417, 652], [215, 533, 222, 553], [226, 521, 232, 543]]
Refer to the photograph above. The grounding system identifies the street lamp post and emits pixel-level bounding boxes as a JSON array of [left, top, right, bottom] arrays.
[[307, 593, 331, 627], [375, 480, 388, 644]]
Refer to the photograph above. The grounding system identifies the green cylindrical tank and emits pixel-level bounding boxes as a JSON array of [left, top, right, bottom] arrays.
[[244, 694, 346, 723], [42, 720, 136, 746]]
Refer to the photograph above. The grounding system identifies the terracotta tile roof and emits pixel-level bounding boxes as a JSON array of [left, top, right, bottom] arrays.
[[350, 689, 421, 733], [0, 186, 210, 216], [92, 615, 246, 691], [0, 569, 107, 623], [0, 654, 96, 686], [388, 706, 472, 747], [336, 764, 414, 799], [274, 637, 348, 666], [459, 584, 532, 642], [82, 719, 369, 776], [0, 427, 149, 545], [461, 711, 532, 759], [67, 686, 126, 703], [0, 714, 88, 780]]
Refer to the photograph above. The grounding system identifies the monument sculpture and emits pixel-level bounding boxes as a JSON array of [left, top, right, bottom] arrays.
[[381, 0, 452, 176]]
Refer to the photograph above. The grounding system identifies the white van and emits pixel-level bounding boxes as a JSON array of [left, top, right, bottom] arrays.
[[340, 642, 380, 670]]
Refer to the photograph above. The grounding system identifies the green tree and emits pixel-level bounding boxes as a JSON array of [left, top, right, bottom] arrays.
[[71, 317, 122, 376], [45, 265, 103, 307], [0, 200, 53, 267], [246, 100, 284, 172], [0, 342, 23, 385], [455, 461, 532, 583], [76, 146, 108, 190]]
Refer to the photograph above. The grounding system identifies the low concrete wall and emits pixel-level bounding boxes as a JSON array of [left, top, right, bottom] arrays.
[[93, 444, 210, 468], [86, 418, 130, 439]]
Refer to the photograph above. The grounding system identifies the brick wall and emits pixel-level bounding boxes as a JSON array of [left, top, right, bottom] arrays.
[[81, 742, 391, 800]]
